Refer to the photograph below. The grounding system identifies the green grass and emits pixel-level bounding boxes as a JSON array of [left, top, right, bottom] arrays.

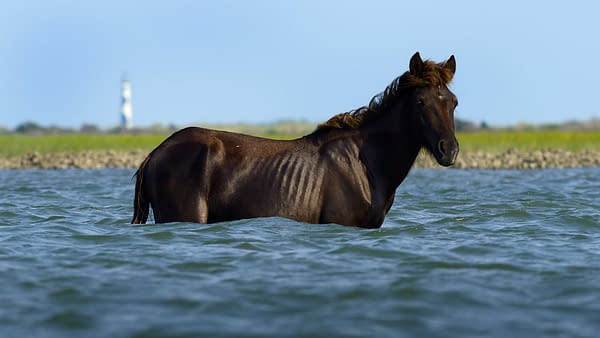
[[0, 134, 169, 157], [1, 130, 599, 157], [457, 131, 600, 152]]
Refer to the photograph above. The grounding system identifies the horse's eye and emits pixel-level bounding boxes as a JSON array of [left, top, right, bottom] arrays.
[[416, 99, 424, 106]]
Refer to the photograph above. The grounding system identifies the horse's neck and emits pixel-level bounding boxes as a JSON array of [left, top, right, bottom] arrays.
[[360, 103, 422, 198]]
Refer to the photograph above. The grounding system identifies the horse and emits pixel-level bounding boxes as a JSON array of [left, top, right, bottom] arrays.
[[132, 52, 459, 228]]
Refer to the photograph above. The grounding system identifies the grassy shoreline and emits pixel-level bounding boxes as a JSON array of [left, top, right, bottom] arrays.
[[1, 130, 599, 158], [457, 131, 600, 152]]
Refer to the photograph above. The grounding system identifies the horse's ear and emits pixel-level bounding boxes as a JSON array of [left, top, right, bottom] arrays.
[[444, 55, 456, 75], [409, 52, 423, 76]]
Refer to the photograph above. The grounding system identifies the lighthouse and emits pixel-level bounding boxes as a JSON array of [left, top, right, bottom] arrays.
[[120, 75, 133, 130]]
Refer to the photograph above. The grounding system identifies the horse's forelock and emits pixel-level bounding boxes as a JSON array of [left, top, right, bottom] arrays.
[[406, 60, 454, 87]]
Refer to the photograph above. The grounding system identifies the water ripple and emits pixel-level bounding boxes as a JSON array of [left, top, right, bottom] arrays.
[[1, 168, 599, 338]]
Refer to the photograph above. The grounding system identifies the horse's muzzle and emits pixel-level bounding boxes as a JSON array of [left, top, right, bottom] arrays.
[[436, 138, 459, 166]]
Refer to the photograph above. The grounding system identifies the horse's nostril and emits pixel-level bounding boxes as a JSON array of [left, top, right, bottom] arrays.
[[438, 140, 447, 155]]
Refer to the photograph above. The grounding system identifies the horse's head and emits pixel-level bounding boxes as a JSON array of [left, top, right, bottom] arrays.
[[408, 52, 459, 166]]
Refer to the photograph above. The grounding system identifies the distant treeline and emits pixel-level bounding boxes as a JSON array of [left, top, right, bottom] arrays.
[[2, 118, 599, 136]]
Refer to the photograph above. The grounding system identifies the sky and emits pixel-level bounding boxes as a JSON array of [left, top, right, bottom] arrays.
[[1, 0, 599, 129]]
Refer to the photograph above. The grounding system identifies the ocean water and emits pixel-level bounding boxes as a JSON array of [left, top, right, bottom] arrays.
[[0, 168, 598, 338]]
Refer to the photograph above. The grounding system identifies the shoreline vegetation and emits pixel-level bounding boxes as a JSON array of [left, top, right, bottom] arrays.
[[1, 130, 599, 170]]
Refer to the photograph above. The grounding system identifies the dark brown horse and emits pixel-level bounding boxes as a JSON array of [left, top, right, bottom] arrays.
[[132, 52, 459, 228]]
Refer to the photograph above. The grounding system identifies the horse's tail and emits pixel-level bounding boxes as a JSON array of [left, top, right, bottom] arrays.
[[131, 154, 151, 224]]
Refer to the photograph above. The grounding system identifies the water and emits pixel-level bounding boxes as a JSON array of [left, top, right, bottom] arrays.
[[1, 168, 599, 338]]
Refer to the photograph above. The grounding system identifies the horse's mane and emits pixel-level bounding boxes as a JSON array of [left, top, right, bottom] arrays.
[[315, 59, 454, 131]]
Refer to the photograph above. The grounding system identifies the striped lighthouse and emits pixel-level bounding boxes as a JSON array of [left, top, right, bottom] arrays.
[[120, 75, 133, 130]]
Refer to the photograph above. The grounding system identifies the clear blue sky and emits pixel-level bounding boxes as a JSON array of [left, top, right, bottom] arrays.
[[1, 0, 599, 129]]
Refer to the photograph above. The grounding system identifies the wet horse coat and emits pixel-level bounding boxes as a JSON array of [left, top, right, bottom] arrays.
[[132, 52, 459, 228]]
